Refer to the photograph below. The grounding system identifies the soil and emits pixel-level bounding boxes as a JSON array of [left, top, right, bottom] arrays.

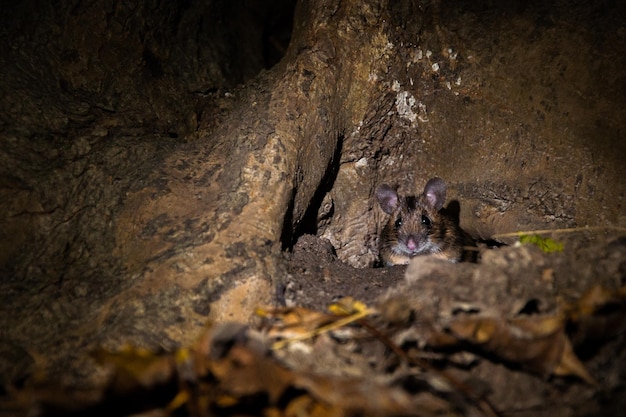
[[279, 231, 626, 416]]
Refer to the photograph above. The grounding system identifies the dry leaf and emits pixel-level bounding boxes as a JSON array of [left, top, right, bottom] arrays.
[[565, 284, 625, 321], [258, 300, 374, 350], [445, 314, 594, 383], [256, 306, 339, 339], [328, 296, 371, 315], [91, 346, 176, 393]]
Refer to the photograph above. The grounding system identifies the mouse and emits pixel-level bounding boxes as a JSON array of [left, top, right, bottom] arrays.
[[375, 177, 473, 266]]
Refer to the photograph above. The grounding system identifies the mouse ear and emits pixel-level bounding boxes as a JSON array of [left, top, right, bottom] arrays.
[[424, 177, 446, 210], [376, 184, 399, 214]]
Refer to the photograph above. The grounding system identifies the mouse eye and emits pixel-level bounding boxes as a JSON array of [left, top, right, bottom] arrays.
[[395, 216, 403, 228], [421, 215, 432, 227]]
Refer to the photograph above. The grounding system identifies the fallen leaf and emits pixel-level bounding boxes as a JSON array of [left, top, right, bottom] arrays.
[[258, 301, 374, 350], [445, 314, 593, 382], [91, 345, 177, 394], [519, 234, 564, 253]]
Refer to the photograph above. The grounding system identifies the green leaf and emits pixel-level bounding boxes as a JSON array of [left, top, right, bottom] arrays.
[[519, 234, 564, 253]]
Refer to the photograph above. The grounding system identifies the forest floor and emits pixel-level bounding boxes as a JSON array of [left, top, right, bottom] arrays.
[[3, 230, 624, 417]]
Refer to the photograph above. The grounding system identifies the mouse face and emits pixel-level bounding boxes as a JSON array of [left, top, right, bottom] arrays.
[[376, 178, 464, 265]]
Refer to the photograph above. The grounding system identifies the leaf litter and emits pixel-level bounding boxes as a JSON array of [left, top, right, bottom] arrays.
[[2, 232, 626, 416]]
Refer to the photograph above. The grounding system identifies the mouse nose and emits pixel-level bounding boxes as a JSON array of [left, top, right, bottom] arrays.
[[406, 237, 417, 251]]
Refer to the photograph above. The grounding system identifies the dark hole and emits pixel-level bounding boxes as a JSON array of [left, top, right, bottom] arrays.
[[262, 0, 297, 68], [281, 134, 344, 250], [517, 298, 541, 315]]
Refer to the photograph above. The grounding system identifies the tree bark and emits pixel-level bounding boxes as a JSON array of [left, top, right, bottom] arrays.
[[0, 0, 405, 382], [110, 0, 400, 322]]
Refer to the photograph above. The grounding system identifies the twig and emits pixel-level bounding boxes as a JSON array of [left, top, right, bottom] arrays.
[[492, 226, 626, 239]]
